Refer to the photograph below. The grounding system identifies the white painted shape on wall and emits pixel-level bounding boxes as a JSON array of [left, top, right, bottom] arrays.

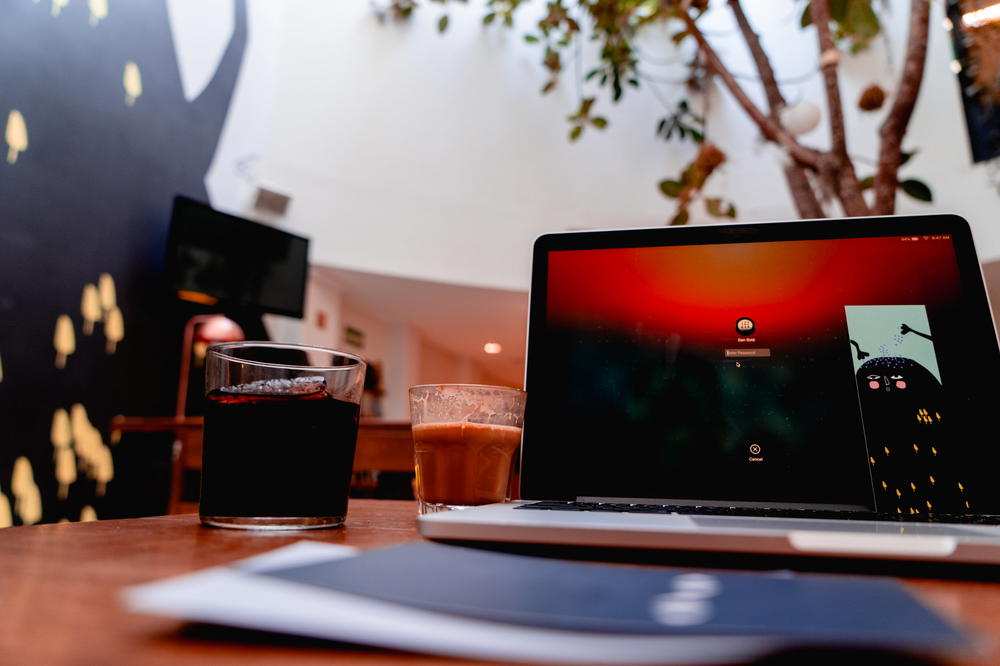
[[166, 0, 234, 102], [204, 1, 285, 216]]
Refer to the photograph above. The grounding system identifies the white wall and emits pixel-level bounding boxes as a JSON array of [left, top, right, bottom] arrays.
[[257, 0, 670, 291], [283, 274, 520, 417], [230, 0, 1000, 295], [341, 296, 389, 366], [417, 339, 510, 388], [194, 2, 1000, 292], [300, 269, 342, 349]]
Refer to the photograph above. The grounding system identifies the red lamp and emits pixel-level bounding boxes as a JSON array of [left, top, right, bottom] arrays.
[[175, 314, 245, 417]]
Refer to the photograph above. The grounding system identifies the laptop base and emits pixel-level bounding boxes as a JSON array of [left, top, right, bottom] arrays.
[[418, 502, 1000, 565]]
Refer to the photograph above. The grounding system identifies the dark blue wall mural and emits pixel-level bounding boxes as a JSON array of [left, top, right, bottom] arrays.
[[0, 0, 247, 524], [947, 0, 1000, 163]]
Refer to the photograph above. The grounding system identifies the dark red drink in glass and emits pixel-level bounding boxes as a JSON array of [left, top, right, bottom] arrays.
[[200, 343, 365, 530]]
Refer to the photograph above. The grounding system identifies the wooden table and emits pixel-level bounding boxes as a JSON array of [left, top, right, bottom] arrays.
[[1, 500, 998, 665]]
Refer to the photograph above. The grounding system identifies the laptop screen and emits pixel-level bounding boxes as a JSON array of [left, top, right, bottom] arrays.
[[522, 216, 1000, 516]]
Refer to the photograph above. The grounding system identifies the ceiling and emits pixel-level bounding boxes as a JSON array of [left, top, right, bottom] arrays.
[[314, 265, 529, 385]]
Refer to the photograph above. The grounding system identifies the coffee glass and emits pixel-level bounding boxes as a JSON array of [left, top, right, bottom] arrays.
[[409, 384, 526, 514], [200, 341, 366, 530]]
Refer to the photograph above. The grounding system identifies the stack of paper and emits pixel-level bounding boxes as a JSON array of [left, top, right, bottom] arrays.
[[124, 541, 971, 664]]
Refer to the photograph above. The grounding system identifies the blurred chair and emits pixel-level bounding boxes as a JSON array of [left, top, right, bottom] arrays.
[[353, 418, 415, 473], [176, 314, 245, 418], [110, 415, 204, 514]]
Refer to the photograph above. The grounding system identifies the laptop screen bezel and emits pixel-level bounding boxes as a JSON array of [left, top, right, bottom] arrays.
[[520, 214, 1000, 505]]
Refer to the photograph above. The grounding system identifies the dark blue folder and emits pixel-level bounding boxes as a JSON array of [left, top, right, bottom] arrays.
[[256, 542, 968, 650]]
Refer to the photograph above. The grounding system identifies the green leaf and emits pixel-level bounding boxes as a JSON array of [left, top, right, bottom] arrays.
[[541, 80, 557, 94], [671, 30, 689, 45], [688, 129, 704, 144], [483, 12, 496, 25], [585, 68, 600, 81], [845, 0, 880, 40], [725, 203, 737, 218], [437, 14, 449, 32], [659, 180, 683, 198], [705, 197, 724, 217], [524, 34, 539, 43], [900, 178, 933, 202], [591, 116, 608, 129], [830, 0, 849, 22], [800, 4, 812, 28], [503, 13, 513, 27], [628, 78, 639, 87], [669, 208, 690, 226], [569, 125, 583, 142], [899, 149, 918, 167], [859, 175, 874, 190]]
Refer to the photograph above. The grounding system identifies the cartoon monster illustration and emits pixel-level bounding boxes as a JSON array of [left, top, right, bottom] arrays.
[[855, 352, 968, 515]]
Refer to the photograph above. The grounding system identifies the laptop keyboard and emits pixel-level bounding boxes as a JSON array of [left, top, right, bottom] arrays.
[[515, 501, 1000, 525]]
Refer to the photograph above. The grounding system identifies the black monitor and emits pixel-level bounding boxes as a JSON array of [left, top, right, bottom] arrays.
[[165, 196, 309, 318]]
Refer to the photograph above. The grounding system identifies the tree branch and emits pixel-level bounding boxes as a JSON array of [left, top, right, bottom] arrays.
[[809, 0, 869, 216], [783, 163, 826, 219], [809, 0, 849, 160], [727, 0, 784, 114], [679, 10, 821, 170], [873, 0, 930, 214], [727, 0, 824, 219]]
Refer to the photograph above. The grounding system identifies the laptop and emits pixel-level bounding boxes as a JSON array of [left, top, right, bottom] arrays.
[[418, 215, 1000, 564]]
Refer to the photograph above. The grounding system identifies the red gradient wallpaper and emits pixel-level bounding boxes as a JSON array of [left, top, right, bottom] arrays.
[[547, 236, 960, 348]]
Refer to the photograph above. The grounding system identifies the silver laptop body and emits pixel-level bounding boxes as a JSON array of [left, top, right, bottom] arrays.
[[419, 216, 1000, 564]]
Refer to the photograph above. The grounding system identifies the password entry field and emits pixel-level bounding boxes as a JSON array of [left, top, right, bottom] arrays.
[[724, 348, 772, 358]]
